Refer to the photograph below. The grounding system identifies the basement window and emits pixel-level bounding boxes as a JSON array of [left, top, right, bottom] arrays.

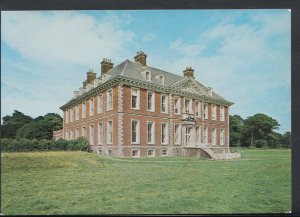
[[132, 149, 140, 157], [161, 149, 167, 157]]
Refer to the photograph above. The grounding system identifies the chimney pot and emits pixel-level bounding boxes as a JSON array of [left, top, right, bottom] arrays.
[[101, 58, 114, 75], [134, 51, 147, 66]]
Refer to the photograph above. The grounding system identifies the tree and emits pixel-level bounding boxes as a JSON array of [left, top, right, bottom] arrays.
[[229, 115, 244, 147], [242, 113, 280, 148], [1, 110, 33, 138], [16, 113, 62, 140], [281, 132, 291, 148]]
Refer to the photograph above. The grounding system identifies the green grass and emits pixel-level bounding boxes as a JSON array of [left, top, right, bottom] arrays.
[[1, 149, 291, 214]]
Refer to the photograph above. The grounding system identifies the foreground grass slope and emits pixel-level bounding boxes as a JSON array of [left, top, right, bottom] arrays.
[[1, 149, 291, 214]]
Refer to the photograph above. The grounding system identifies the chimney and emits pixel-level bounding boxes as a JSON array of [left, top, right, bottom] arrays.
[[183, 67, 195, 79], [134, 51, 147, 66], [86, 69, 97, 84], [101, 58, 114, 75], [83, 80, 87, 88]]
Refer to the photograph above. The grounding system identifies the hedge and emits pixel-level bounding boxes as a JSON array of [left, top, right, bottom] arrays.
[[1, 137, 90, 152]]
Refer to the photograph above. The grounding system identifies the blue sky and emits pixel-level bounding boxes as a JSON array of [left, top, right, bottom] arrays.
[[1, 10, 291, 133]]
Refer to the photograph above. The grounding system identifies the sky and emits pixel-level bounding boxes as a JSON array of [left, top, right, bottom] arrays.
[[1, 10, 291, 133]]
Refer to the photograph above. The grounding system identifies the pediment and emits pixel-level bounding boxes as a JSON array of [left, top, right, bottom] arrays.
[[170, 79, 208, 96]]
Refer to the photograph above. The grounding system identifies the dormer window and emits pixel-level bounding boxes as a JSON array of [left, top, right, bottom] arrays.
[[145, 71, 151, 81], [158, 75, 164, 84]]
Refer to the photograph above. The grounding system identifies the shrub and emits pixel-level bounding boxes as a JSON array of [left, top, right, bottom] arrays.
[[1, 138, 90, 152]]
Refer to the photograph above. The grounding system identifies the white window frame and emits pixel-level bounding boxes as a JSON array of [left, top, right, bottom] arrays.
[[220, 106, 225, 121], [185, 127, 192, 146], [174, 96, 181, 115], [174, 124, 181, 145], [65, 131, 69, 140], [89, 98, 94, 116], [184, 98, 192, 113], [212, 128, 216, 145], [195, 101, 201, 117], [131, 119, 140, 144], [70, 130, 74, 140], [203, 127, 208, 144], [161, 123, 168, 144], [107, 89, 113, 111], [131, 88, 140, 110], [75, 128, 79, 139], [161, 94, 168, 113], [161, 149, 168, 157], [98, 123, 103, 145], [82, 101, 86, 118], [107, 120, 113, 144], [70, 108, 74, 122], [204, 103, 208, 119], [75, 105, 79, 120], [220, 128, 225, 146], [131, 149, 140, 158], [97, 94, 103, 114], [147, 121, 155, 144], [90, 124, 94, 145], [196, 126, 201, 144], [147, 91, 155, 112], [212, 104, 216, 120], [82, 126, 86, 138], [147, 149, 155, 157], [158, 74, 164, 85]]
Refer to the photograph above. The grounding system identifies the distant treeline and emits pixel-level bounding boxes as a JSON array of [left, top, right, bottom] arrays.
[[0, 110, 291, 149], [230, 114, 290, 148]]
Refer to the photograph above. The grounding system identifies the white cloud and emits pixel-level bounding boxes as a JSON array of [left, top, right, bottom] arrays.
[[143, 33, 157, 42], [1, 11, 135, 67]]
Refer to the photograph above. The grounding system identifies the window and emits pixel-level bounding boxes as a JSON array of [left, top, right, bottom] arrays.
[[220, 129, 225, 146], [132, 120, 140, 143], [212, 104, 216, 120], [107, 121, 113, 144], [161, 123, 168, 144], [89, 98, 94, 116], [82, 126, 86, 138], [184, 98, 192, 113], [107, 149, 112, 156], [70, 130, 74, 140], [107, 89, 113, 111], [161, 94, 168, 113], [70, 109, 74, 122], [203, 103, 208, 119], [132, 149, 140, 157], [97, 149, 102, 155], [82, 102, 86, 118], [174, 97, 180, 114], [65, 110, 69, 123], [65, 131, 69, 140], [174, 124, 181, 145], [147, 91, 155, 111], [212, 128, 216, 145], [161, 149, 167, 157], [145, 71, 151, 81], [158, 75, 164, 84], [75, 105, 79, 120], [185, 127, 192, 146], [75, 128, 79, 139], [196, 126, 201, 144], [131, 88, 140, 109], [147, 149, 155, 157], [220, 106, 225, 121], [147, 122, 155, 144], [195, 101, 201, 117], [97, 94, 103, 114], [98, 123, 103, 144], [203, 127, 208, 144], [90, 125, 94, 145]]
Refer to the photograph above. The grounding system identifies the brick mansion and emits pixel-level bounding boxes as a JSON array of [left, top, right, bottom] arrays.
[[54, 51, 240, 159]]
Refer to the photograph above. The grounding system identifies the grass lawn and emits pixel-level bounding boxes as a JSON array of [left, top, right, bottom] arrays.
[[1, 149, 291, 215]]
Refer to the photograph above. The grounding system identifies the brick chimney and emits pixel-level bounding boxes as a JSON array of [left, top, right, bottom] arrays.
[[134, 51, 147, 66], [101, 58, 114, 75], [86, 69, 97, 84], [183, 67, 195, 79]]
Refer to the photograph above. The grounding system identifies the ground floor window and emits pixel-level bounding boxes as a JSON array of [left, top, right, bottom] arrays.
[[147, 149, 155, 157], [132, 149, 140, 157], [161, 149, 168, 157]]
